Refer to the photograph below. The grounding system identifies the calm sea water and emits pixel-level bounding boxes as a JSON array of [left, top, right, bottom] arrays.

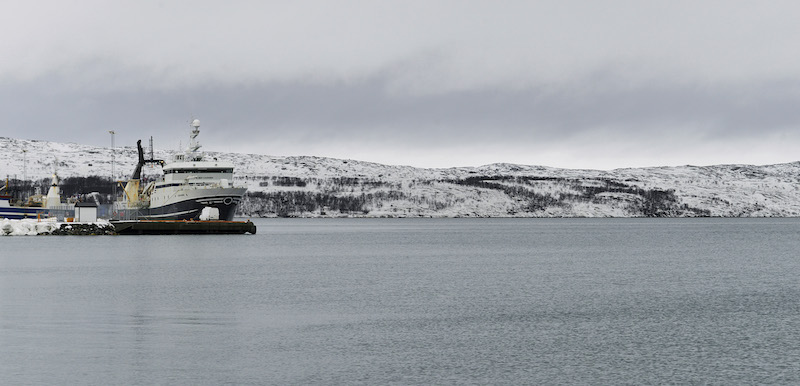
[[2, 218, 799, 384]]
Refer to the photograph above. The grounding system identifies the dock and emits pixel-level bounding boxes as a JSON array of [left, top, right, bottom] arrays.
[[111, 220, 257, 235]]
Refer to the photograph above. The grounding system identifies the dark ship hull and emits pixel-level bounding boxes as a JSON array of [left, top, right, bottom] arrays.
[[115, 189, 246, 221]]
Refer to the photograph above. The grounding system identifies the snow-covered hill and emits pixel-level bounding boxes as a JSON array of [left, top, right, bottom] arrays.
[[2, 136, 800, 217]]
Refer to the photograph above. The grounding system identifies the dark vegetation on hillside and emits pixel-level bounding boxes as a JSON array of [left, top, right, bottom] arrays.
[[241, 174, 711, 217], [450, 175, 709, 217], [4, 173, 710, 217]]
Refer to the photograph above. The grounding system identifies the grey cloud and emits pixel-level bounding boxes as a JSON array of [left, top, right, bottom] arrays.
[[3, 1, 800, 168], [3, 68, 800, 151]]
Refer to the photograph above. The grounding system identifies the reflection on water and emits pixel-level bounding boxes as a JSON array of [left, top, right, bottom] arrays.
[[2, 218, 800, 384]]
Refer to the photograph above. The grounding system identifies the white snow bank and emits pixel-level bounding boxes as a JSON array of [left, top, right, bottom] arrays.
[[0, 218, 111, 236]]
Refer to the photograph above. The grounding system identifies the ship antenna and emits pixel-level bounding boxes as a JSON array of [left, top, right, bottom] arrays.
[[149, 136, 155, 161], [187, 118, 203, 161], [51, 156, 60, 186], [189, 119, 201, 152]]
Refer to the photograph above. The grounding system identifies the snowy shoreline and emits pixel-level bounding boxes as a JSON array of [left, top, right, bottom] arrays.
[[0, 218, 115, 236]]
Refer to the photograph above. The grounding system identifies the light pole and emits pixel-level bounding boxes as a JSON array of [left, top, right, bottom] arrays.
[[109, 130, 115, 207], [22, 148, 27, 196]]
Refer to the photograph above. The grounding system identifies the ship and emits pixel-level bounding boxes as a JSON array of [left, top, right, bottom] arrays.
[[1, 172, 72, 220], [116, 119, 247, 221], [0, 188, 43, 219]]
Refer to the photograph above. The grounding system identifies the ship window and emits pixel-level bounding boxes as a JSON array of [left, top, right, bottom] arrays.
[[165, 168, 233, 174]]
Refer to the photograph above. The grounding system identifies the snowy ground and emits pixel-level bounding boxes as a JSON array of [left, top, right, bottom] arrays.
[[0, 218, 112, 236]]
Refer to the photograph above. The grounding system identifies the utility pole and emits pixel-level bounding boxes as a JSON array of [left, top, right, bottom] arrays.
[[22, 148, 27, 197], [109, 130, 115, 208]]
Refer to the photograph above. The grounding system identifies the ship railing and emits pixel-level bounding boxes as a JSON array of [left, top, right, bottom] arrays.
[[100, 203, 148, 221], [47, 204, 75, 211], [39, 207, 76, 221]]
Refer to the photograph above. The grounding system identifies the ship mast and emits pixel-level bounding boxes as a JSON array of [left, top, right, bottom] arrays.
[[187, 119, 203, 161]]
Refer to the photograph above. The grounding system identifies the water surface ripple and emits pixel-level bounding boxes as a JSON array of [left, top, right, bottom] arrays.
[[2, 218, 799, 384]]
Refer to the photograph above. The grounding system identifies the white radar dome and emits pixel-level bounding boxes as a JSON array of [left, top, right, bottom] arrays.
[[191, 119, 201, 128]]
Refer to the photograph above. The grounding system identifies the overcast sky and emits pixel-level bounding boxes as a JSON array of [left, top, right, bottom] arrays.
[[2, 1, 800, 169]]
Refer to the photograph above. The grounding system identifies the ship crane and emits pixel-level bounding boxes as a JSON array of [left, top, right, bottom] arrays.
[[123, 140, 165, 206]]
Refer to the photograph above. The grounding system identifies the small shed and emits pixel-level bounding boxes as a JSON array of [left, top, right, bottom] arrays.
[[75, 201, 98, 222]]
